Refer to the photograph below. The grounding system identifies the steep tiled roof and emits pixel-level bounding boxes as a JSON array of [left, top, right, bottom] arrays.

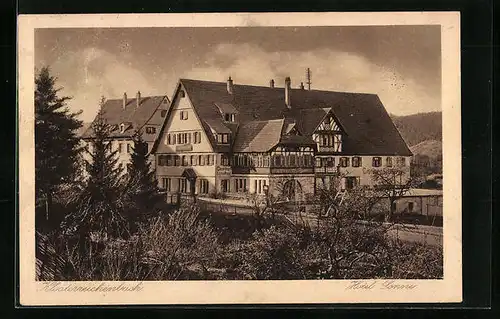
[[214, 102, 238, 114], [232, 119, 284, 152], [82, 95, 170, 143], [279, 134, 317, 147], [203, 118, 232, 134], [178, 79, 411, 156]]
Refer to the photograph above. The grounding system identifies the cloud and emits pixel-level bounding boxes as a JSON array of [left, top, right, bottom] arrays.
[[49, 47, 159, 122], [46, 42, 440, 122], [183, 43, 440, 115]]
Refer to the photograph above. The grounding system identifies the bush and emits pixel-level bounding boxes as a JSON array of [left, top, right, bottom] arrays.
[[36, 204, 220, 281], [36, 201, 443, 281], [235, 225, 309, 280], [207, 191, 228, 200]]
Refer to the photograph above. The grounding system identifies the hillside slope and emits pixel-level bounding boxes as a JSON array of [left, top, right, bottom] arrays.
[[391, 112, 442, 147], [410, 140, 442, 159]]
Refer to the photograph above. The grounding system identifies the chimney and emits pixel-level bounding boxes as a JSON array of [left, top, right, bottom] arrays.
[[136, 91, 141, 108], [227, 76, 233, 94], [122, 92, 127, 109], [300, 82, 304, 90], [285, 77, 291, 108], [270, 79, 275, 88]]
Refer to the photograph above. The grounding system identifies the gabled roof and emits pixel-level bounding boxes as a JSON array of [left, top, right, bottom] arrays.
[[214, 102, 238, 114], [203, 118, 232, 134], [82, 95, 170, 143], [278, 134, 317, 147], [232, 119, 284, 153], [176, 79, 411, 156]]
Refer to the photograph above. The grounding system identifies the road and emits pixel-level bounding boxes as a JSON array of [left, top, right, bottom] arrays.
[[197, 198, 443, 247]]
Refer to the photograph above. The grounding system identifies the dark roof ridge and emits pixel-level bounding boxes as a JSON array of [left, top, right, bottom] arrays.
[[179, 78, 378, 96], [244, 118, 285, 125], [103, 95, 167, 102]]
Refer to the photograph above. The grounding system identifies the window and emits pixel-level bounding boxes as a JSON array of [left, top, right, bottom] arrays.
[[206, 154, 214, 166], [199, 179, 209, 194], [127, 144, 131, 153], [408, 202, 414, 213], [397, 157, 406, 167], [118, 143, 123, 153], [234, 178, 247, 193], [345, 177, 360, 190], [199, 155, 205, 166], [175, 133, 191, 144], [340, 157, 349, 167], [192, 155, 199, 166], [304, 154, 313, 167], [263, 156, 270, 167], [333, 134, 342, 152], [315, 157, 322, 168], [161, 110, 167, 117], [180, 110, 188, 120], [193, 131, 202, 144], [386, 157, 393, 167], [146, 127, 156, 134], [224, 113, 235, 122], [221, 179, 229, 193], [274, 154, 283, 167], [166, 155, 173, 166], [162, 178, 171, 192], [352, 157, 362, 167], [221, 154, 230, 166], [158, 155, 167, 166], [182, 155, 188, 166], [372, 157, 382, 167], [217, 133, 230, 144], [179, 178, 187, 193], [174, 155, 180, 166], [180, 90, 186, 98], [190, 155, 195, 166], [320, 134, 331, 146], [326, 157, 335, 167]]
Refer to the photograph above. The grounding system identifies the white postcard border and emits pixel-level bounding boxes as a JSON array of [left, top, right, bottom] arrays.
[[18, 12, 462, 305]]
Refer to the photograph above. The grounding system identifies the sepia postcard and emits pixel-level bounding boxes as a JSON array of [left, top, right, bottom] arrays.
[[18, 12, 461, 305]]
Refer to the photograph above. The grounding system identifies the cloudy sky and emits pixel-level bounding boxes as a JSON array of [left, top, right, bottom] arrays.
[[35, 26, 441, 122]]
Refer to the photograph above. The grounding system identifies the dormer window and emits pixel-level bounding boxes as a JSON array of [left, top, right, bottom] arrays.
[[217, 133, 230, 144], [214, 102, 238, 123], [120, 123, 125, 133], [145, 127, 156, 134], [224, 113, 235, 122]]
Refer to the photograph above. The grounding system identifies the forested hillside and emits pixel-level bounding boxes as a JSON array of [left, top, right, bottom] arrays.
[[391, 111, 442, 147]]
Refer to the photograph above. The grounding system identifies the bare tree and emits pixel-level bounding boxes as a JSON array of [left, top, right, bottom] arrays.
[[368, 167, 419, 222], [245, 178, 284, 230]]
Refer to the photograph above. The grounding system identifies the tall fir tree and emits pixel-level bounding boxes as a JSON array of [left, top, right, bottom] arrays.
[[126, 132, 162, 224], [67, 97, 127, 239], [35, 67, 83, 221]]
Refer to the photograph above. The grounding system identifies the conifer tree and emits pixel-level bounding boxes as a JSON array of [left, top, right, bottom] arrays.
[[67, 97, 127, 239], [126, 132, 162, 224], [35, 67, 83, 221]]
